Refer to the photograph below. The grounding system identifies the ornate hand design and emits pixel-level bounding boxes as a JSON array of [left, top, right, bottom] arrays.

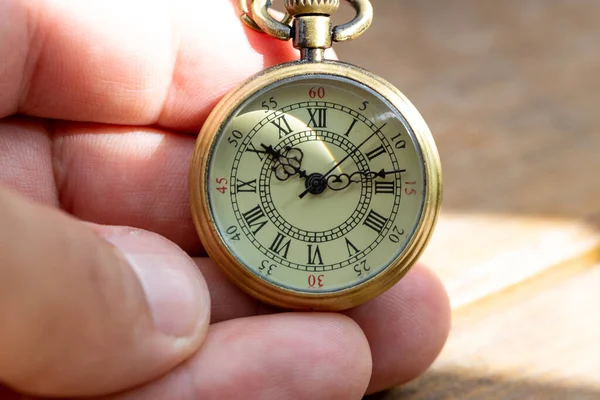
[[326, 168, 406, 191], [257, 144, 309, 182], [251, 143, 404, 195], [298, 123, 388, 199]]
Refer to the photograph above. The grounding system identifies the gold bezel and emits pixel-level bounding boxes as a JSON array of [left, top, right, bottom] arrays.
[[189, 60, 442, 311]]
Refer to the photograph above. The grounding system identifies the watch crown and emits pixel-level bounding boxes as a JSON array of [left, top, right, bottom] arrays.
[[284, 0, 340, 16]]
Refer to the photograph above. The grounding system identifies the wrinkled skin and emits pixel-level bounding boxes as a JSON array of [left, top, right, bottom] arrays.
[[0, 1, 451, 399]]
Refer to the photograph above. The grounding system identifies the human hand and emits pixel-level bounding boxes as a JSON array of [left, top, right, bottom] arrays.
[[0, 1, 451, 398]]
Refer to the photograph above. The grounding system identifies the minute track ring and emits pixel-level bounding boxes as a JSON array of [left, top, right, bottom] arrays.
[[259, 129, 371, 243]]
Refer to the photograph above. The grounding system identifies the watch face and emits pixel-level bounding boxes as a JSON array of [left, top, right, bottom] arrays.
[[204, 72, 427, 294]]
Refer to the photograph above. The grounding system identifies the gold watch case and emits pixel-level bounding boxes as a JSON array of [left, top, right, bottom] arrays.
[[188, 59, 442, 311]]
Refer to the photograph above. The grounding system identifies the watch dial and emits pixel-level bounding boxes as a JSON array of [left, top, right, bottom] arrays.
[[207, 75, 425, 293]]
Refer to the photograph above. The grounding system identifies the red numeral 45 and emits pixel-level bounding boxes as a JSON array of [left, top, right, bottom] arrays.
[[215, 177, 228, 194]]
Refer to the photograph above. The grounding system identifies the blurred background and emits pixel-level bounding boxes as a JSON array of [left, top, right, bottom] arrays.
[[331, 1, 600, 399]]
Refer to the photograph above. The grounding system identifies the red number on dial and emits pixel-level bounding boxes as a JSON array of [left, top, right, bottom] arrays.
[[216, 177, 228, 194], [308, 274, 324, 288], [404, 181, 417, 196], [308, 87, 325, 98]]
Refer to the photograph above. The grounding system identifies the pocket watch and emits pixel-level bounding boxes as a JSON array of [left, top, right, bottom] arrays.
[[189, 0, 442, 311]]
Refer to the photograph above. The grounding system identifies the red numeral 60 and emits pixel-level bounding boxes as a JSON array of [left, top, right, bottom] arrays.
[[308, 87, 325, 98]]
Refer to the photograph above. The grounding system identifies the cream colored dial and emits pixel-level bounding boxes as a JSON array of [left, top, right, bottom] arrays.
[[207, 74, 426, 293]]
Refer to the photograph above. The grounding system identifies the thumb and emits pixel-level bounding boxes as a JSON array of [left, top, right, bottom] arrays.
[[0, 187, 210, 397]]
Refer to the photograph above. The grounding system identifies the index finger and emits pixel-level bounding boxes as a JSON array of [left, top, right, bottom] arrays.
[[0, 0, 297, 132]]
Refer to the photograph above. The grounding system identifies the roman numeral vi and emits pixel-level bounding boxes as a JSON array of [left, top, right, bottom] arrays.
[[307, 244, 324, 265]]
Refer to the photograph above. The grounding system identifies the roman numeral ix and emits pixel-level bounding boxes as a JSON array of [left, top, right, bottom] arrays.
[[236, 179, 257, 193]]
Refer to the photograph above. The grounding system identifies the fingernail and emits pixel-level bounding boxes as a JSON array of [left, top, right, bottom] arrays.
[[104, 229, 207, 338]]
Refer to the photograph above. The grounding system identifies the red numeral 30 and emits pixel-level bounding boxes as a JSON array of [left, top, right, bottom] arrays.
[[308, 274, 324, 288]]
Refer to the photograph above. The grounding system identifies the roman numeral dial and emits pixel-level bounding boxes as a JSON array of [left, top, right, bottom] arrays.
[[230, 99, 402, 270], [214, 78, 428, 299]]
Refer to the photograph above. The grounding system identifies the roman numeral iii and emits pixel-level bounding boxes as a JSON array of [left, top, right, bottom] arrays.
[[374, 180, 395, 194]]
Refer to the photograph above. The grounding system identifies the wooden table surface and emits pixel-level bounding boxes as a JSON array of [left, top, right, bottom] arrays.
[[332, 1, 600, 398]]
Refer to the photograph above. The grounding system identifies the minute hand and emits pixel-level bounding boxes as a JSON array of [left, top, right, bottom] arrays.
[[298, 123, 387, 199], [364, 168, 407, 179]]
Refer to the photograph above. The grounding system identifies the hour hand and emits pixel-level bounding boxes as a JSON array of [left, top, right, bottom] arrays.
[[259, 143, 282, 158], [364, 168, 407, 179], [326, 168, 406, 191], [256, 143, 308, 182], [330, 168, 406, 182], [244, 143, 281, 159]]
